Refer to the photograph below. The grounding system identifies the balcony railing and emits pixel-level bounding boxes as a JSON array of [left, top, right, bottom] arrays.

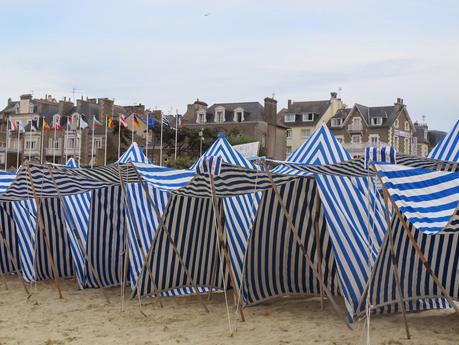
[[45, 148, 62, 156]]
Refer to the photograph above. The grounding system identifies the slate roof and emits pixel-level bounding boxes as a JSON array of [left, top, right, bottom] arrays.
[[280, 100, 331, 127], [206, 101, 265, 123], [354, 104, 400, 127]]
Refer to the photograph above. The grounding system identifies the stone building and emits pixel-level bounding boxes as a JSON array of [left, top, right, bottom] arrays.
[[0, 94, 144, 167], [327, 98, 415, 157], [277, 92, 343, 157], [182, 97, 286, 159]]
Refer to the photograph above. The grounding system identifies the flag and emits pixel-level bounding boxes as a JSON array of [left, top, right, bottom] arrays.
[[162, 116, 169, 127], [30, 119, 38, 132], [119, 114, 128, 128], [132, 114, 142, 128], [43, 119, 51, 132], [18, 121, 25, 133], [93, 117, 102, 129], [9, 119, 17, 131], [54, 119, 62, 130], [66, 116, 72, 130], [107, 117, 114, 129], [147, 115, 156, 129], [79, 117, 89, 129]]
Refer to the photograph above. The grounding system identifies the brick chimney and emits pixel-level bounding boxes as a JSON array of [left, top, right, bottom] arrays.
[[264, 97, 278, 124], [287, 99, 292, 109], [394, 97, 404, 111], [330, 92, 338, 99]]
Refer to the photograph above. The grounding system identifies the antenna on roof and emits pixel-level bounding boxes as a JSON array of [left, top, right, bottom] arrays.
[[422, 115, 426, 124], [72, 88, 83, 103], [338, 87, 342, 99], [272, 92, 275, 99]]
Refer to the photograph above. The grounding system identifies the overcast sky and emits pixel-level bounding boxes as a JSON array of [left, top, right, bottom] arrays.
[[1, 0, 458, 131]]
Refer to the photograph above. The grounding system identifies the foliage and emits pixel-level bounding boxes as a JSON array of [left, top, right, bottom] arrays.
[[168, 156, 195, 169]]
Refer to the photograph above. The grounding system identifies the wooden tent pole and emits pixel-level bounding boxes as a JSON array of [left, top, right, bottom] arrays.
[[129, 164, 209, 312], [264, 166, 352, 329], [0, 220, 30, 296], [313, 192, 325, 311], [46, 166, 110, 303], [209, 173, 246, 322], [382, 190, 411, 339], [374, 166, 459, 315], [118, 164, 163, 308], [25, 162, 63, 299]]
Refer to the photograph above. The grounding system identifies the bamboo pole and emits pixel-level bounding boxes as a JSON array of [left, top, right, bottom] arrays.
[[382, 190, 411, 339], [118, 163, 163, 308], [25, 162, 63, 299], [373, 166, 459, 316], [209, 173, 246, 322], [264, 165, 352, 329], [46, 165, 110, 303], [130, 169, 209, 313]]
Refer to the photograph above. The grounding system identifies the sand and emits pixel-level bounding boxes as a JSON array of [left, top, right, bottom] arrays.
[[0, 276, 457, 345]]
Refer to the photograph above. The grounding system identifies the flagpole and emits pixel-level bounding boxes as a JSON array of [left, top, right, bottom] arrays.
[[52, 124, 56, 165], [28, 124, 32, 162], [145, 113, 149, 159], [4, 117, 9, 170], [16, 125, 20, 170], [175, 111, 178, 161], [91, 115, 95, 168], [104, 113, 108, 165], [40, 119, 44, 164], [118, 116, 121, 159], [65, 118, 68, 162], [160, 112, 163, 166], [131, 113, 134, 145]]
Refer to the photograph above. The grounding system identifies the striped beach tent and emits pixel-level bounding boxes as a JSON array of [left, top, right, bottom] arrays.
[[65, 157, 80, 168], [117, 142, 152, 164], [273, 123, 351, 175], [366, 163, 459, 321], [428, 120, 459, 162], [0, 171, 19, 275]]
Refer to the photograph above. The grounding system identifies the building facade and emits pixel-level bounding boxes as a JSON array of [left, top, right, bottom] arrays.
[[277, 92, 343, 157], [182, 97, 286, 159], [327, 98, 415, 157]]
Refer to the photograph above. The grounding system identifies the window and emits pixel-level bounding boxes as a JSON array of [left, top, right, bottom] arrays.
[[351, 135, 361, 144], [49, 138, 60, 149], [301, 128, 311, 139], [394, 136, 400, 150], [284, 114, 295, 123], [331, 118, 343, 127], [335, 135, 344, 143], [404, 121, 410, 131], [286, 146, 292, 155], [25, 139, 37, 150], [404, 138, 410, 154], [302, 113, 314, 122], [286, 129, 292, 138], [215, 111, 225, 123], [394, 118, 399, 128], [196, 111, 206, 124], [369, 134, 379, 146], [371, 117, 382, 126], [94, 138, 103, 150], [67, 137, 76, 149], [233, 108, 244, 122]]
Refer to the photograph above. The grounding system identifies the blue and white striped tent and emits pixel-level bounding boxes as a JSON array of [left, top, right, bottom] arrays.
[[366, 163, 459, 316], [428, 120, 459, 162], [273, 123, 351, 175], [0, 171, 19, 275], [65, 158, 80, 168], [117, 142, 152, 164]]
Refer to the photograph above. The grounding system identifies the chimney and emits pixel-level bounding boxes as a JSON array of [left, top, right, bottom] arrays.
[[264, 97, 278, 124], [330, 92, 337, 99], [287, 99, 292, 108], [394, 97, 404, 111], [396, 97, 403, 105]]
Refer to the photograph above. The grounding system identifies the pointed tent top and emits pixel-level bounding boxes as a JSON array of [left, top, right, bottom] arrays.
[[65, 157, 80, 168], [117, 142, 152, 164], [286, 123, 351, 165], [428, 120, 459, 162], [190, 134, 258, 170]]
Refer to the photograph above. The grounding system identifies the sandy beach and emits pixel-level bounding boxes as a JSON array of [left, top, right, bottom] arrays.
[[0, 276, 457, 345]]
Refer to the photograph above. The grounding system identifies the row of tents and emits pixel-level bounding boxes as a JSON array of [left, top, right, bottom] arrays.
[[0, 120, 458, 337]]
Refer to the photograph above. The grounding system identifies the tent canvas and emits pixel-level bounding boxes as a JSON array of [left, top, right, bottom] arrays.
[[428, 120, 459, 162]]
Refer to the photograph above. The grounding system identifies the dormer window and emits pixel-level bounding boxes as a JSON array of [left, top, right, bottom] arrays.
[[284, 113, 295, 123], [214, 106, 225, 123], [302, 113, 314, 122], [371, 117, 382, 126], [331, 118, 343, 127], [196, 111, 206, 124], [233, 107, 244, 122]]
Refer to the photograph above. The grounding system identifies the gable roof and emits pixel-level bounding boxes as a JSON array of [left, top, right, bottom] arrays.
[[428, 120, 459, 162], [117, 142, 152, 164], [286, 123, 352, 164], [206, 102, 265, 122], [190, 133, 258, 170]]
